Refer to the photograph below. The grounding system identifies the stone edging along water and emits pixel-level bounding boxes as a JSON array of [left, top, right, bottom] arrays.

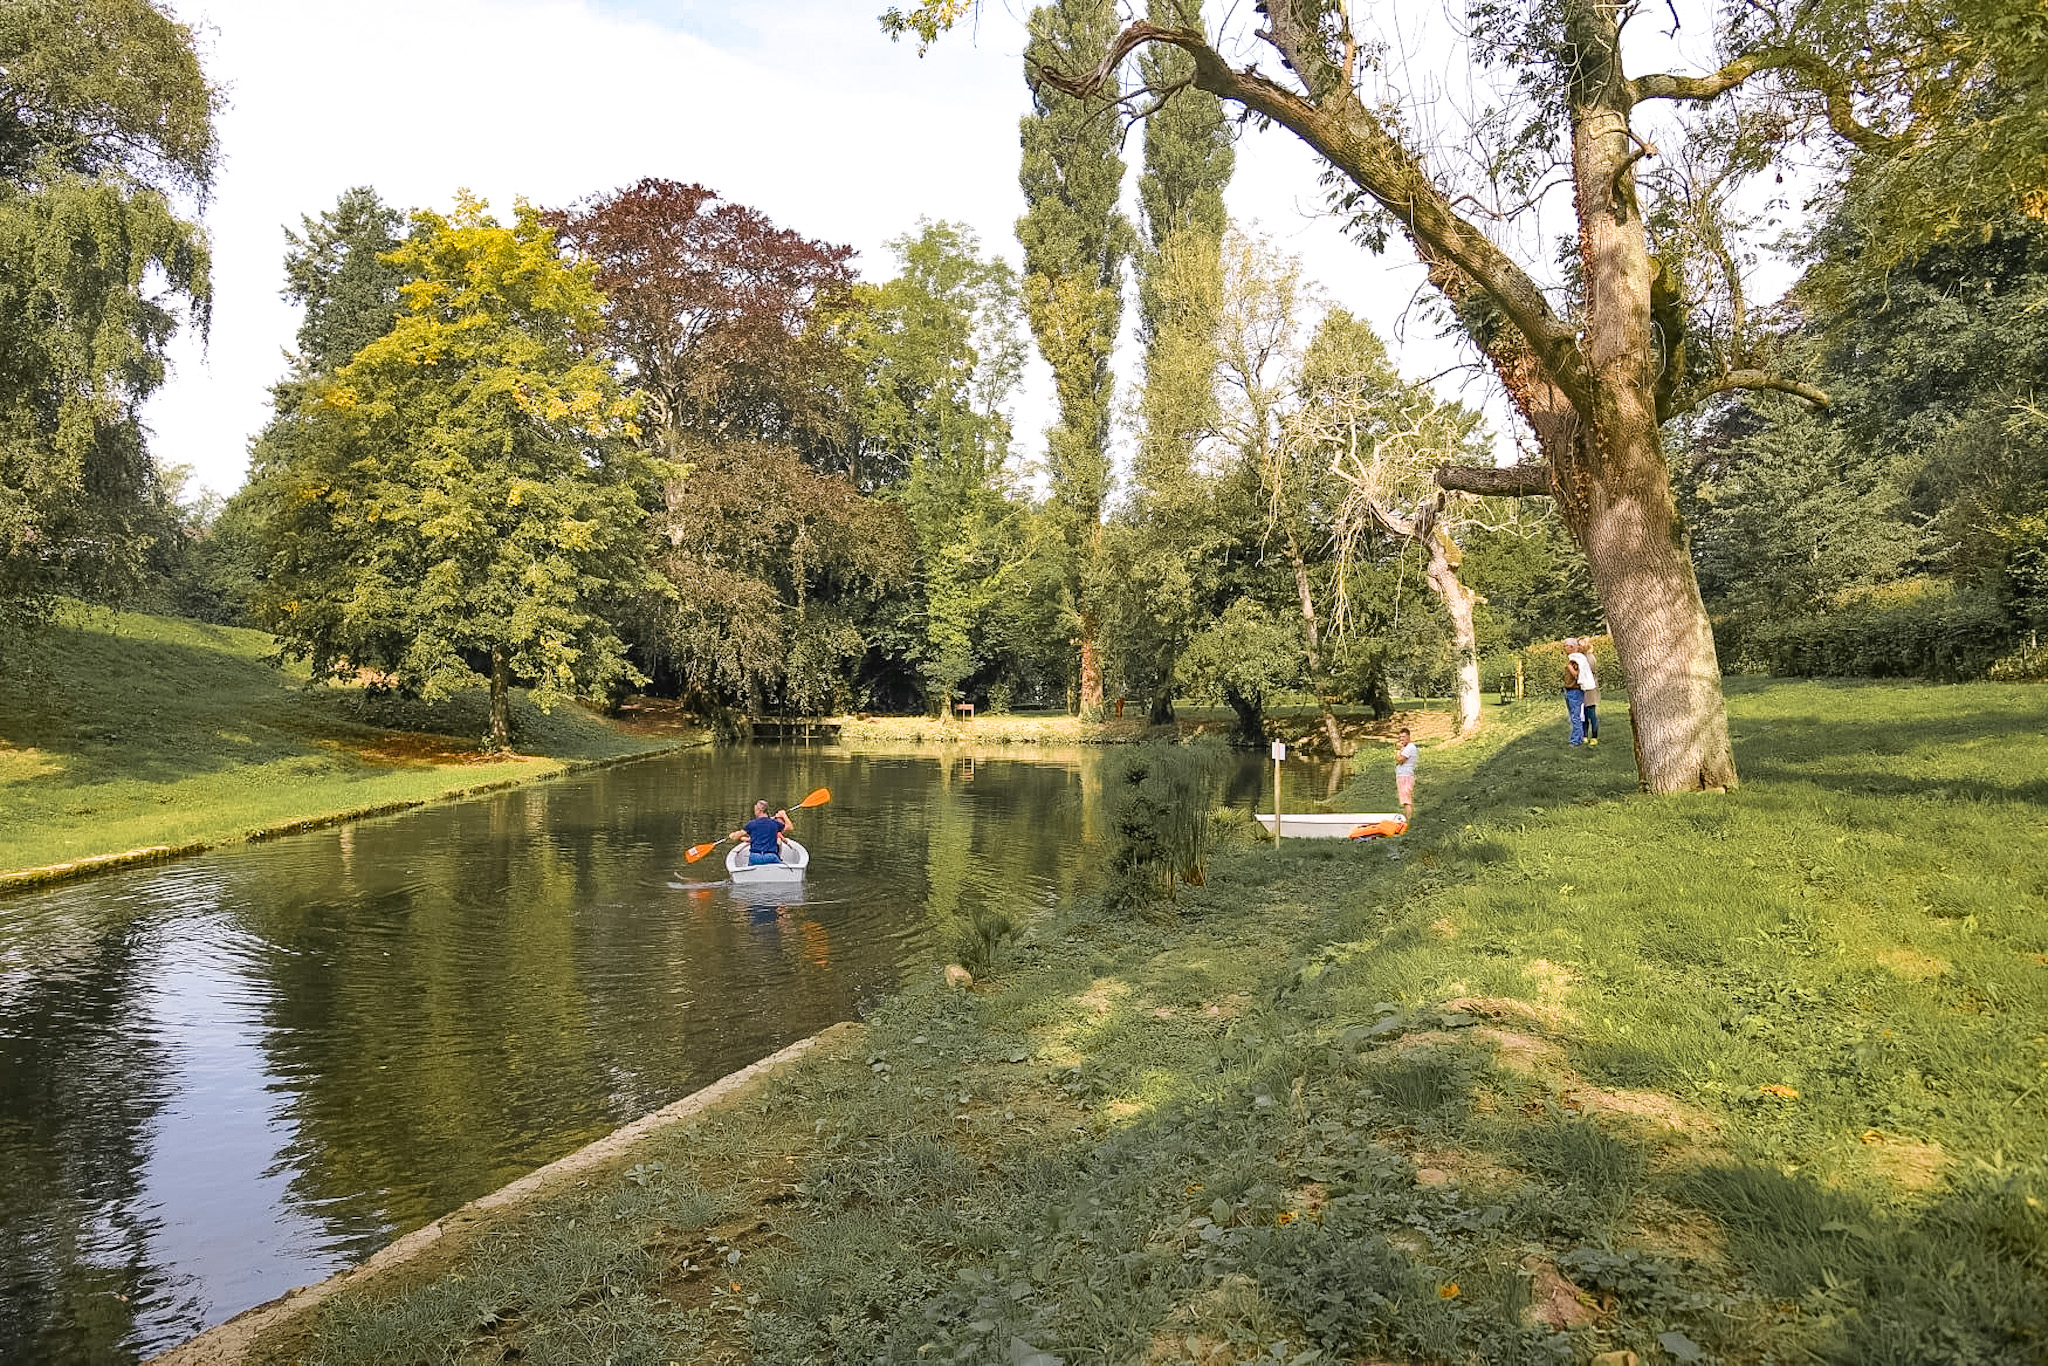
[[0, 742, 698, 898], [146, 1020, 864, 1366]]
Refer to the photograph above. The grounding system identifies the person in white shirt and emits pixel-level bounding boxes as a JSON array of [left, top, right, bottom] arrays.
[[1566, 638, 1600, 747], [1393, 726, 1418, 819]]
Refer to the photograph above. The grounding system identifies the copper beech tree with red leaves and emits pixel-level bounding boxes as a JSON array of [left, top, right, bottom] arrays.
[[547, 179, 913, 715], [546, 178, 861, 475]]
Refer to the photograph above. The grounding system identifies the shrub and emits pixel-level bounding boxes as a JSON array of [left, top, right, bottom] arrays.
[[1737, 580, 2014, 681], [1102, 741, 1228, 909], [1520, 632, 1623, 695], [1476, 646, 1518, 701], [947, 903, 1016, 978], [1988, 634, 2048, 682]]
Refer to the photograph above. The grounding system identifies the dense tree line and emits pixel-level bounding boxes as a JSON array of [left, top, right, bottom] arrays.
[[1683, 197, 2048, 679], [895, 0, 2048, 792], [185, 174, 1505, 743]]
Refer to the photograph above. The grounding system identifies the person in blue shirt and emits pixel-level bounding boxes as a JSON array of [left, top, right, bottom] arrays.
[[731, 800, 791, 865]]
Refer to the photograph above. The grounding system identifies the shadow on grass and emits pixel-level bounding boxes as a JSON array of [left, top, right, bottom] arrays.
[[1, 623, 300, 787], [1409, 701, 1642, 825], [287, 682, 2048, 1366]]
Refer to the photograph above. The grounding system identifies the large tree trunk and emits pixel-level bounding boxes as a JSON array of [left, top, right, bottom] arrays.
[[1148, 688, 1176, 726], [1077, 618, 1104, 717], [1222, 685, 1266, 747], [1563, 0, 1736, 790], [488, 647, 512, 751]]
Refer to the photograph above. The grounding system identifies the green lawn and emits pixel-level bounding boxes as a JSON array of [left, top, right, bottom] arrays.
[[0, 605, 683, 878], [273, 677, 2047, 1366]]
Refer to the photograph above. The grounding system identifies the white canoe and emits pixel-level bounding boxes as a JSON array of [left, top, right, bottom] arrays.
[[1256, 813, 1405, 839], [727, 837, 810, 882]]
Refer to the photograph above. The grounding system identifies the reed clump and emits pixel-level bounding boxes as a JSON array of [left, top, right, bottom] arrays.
[[1101, 740, 1228, 908]]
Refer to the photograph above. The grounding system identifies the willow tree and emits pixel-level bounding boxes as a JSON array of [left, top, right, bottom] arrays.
[[0, 0, 217, 640], [1017, 0, 1132, 717], [887, 0, 2045, 792]]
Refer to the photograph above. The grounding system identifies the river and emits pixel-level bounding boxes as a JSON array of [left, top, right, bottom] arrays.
[[0, 742, 1341, 1362]]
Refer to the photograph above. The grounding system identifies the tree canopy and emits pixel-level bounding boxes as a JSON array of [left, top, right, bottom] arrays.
[[546, 178, 859, 475], [882, 0, 2048, 792], [248, 196, 663, 747], [0, 0, 216, 643]]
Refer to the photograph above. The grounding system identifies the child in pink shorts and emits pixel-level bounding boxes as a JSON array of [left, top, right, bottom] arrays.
[[1394, 727, 1417, 820]]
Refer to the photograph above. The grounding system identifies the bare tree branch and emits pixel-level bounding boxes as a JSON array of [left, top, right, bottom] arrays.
[[1633, 47, 1897, 152], [1670, 369, 1831, 412], [1633, 47, 1805, 101], [1433, 463, 1553, 497]]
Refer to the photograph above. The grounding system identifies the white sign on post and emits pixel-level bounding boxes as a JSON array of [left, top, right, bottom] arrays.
[[1270, 741, 1286, 762]]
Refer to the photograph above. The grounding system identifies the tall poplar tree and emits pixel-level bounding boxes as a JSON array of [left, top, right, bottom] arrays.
[[1016, 0, 1131, 716], [1116, 0, 1235, 722], [1133, 0, 1231, 486]]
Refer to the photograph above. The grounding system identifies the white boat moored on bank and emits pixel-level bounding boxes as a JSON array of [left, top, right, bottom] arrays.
[[727, 837, 810, 882], [1256, 813, 1406, 839]]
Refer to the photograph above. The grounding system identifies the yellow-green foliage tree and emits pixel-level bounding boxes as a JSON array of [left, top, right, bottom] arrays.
[[251, 196, 666, 748]]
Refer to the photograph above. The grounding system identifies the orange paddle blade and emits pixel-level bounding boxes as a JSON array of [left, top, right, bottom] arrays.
[[796, 787, 831, 808], [684, 840, 721, 864]]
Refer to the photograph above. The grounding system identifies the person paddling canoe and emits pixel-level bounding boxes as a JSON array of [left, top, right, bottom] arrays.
[[731, 800, 792, 865]]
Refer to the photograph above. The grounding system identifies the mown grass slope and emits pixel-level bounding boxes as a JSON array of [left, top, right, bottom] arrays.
[[0, 606, 682, 876], [277, 678, 2047, 1366]]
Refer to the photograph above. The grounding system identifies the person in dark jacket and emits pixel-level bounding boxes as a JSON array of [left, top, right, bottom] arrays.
[[731, 800, 791, 865]]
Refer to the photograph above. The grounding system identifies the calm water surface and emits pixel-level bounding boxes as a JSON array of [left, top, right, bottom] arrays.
[[0, 743, 1339, 1362]]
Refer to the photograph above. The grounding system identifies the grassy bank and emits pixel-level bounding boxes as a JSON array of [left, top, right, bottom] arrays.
[[0, 606, 694, 881], [261, 678, 2045, 1365], [838, 704, 1454, 752]]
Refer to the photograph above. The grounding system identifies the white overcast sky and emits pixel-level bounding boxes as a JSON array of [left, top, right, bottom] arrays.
[[145, 0, 1495, 500], [149, 0, 1779, 500]]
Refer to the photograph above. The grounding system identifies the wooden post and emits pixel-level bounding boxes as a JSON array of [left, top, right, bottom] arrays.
[[1271, 739, 1286, 845]]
